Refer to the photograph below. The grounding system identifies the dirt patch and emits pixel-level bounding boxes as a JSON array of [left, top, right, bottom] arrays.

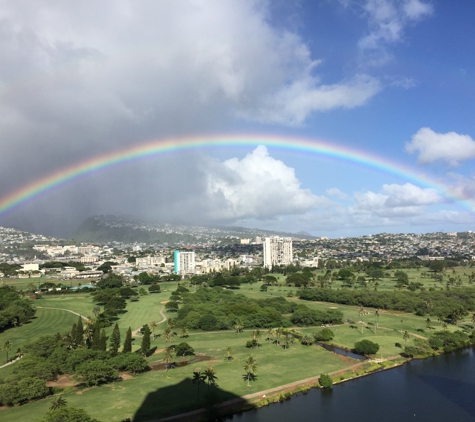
[[150, 355, 213, 371], [160, 300, 169, 304], [154, 348, 165, 354], [120, 373, 134, 380], [329, 306, 338, 309], [47, 375, 77, 388]]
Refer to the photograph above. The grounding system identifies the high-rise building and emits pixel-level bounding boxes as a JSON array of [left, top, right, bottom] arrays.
[[263, 236, 293, 269], [174, 250, 195, 275]]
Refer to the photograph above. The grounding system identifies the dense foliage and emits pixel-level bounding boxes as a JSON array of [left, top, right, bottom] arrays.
[[173, 287, 342, 330], [298, 287, 475, 321], [0, 319, 148, 407], [0, 286, 36, 331]]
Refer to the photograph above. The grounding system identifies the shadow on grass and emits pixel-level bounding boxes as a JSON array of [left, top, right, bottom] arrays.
[[132, 378, 256, 422]]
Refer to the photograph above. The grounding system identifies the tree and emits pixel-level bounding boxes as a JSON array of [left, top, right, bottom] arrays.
[[75, 316, 84, 347], [203, 366, 218, 390], [150, 320, 158, 335], [76, 361, 118, 386], [192, 371, 206, 400], [3, 341, 12, 362], [375, 309, 380, 333], [164, 346, 175, 371], [234, 321, 244, 334], [164, 327, 172, 344], [319, 373, 333, 389], [174, 342, 195, 357], [123, 327, 132, 353], [91, 325, 101, 351], [165, 301, 179, 312], [141, 324, 151, 356], [99, 329, 107, 351], [354, 339, 380, 355], [358, 306, 367, 334], [49, 395, 67, 411], [225, 346, 233, 361], [252, 329, 261, 348], [42, 405, 97, 422], [92, 306, 101, 318], [109, 323, 121, 355], [243, 355, 258, 386], [403, 330, 410, 344], [314, 328, 334, 342], [179, 327, 189, 338], [148, 284, 161, 294]]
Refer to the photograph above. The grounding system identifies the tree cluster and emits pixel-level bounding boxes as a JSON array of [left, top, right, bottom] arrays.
[[298, 287, 475, 321], [0, 320, 148, 406], [0, 286, 36, 331]]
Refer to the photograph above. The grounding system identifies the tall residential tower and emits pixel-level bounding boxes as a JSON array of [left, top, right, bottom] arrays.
[[263, 236, 293, 269], [174, 250, 195, 275]]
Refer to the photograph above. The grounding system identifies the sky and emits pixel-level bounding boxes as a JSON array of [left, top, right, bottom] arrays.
[[0, 0, 474, 238]]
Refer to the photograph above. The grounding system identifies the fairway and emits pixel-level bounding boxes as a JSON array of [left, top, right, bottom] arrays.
[[0, 308, 77, 367], [1, 279, 471, 421]]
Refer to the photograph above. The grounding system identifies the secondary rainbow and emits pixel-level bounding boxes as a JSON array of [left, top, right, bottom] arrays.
[[0, 135, 472, 217]]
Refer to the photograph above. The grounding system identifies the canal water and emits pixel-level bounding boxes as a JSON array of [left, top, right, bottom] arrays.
[[230, 346, 475, 422]]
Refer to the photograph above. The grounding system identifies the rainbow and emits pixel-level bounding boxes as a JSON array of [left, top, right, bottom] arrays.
[[0, 134, 472, 217]]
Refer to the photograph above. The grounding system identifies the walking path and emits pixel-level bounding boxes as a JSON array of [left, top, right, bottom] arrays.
[[153, 354, 404, 422], [36, 306, 87, 320], [132, 307, 167, 337], [0, 356, 22, 369]]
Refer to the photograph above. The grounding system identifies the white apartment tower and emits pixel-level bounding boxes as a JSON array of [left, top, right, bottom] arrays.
[[174, 250, 196, 275], [263, 236, 293, 269]]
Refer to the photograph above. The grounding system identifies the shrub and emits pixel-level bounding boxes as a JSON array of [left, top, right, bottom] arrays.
[[314, 328, 334, 342], [354, 339, 380, 355], [319, 373, 333, 388], [174, 342, 195, 357]]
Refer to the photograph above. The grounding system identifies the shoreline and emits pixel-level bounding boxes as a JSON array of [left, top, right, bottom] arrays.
[[152, 354, 409, 422]]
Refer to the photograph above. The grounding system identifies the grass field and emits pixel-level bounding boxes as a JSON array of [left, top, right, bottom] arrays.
[[0, 308, 78, 366], [0, 277, 473, 421]]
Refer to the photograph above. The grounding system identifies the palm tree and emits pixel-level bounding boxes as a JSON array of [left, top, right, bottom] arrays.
[[49, 395, 67, 410], [358, 306, 366, 334], [403, 330, 410, 345], [283, 333, 291, 350], [243, 355, 258, 386], [234, 320, 244, 334], [374, 309, 380, 333], [265, 328, 273, 342], [179, 327, 189, 338], [225, 346, 233, 361], [150, 320, 158, 335], [164, 327, 172, 344], [15, 348, 22, 358], [3, 341, 12, 362], [164, 346, 175, 371], [203, 366, 218, 390], [426, 318, 432, 329], [275, 327, 282, 346], [92, 305, 101, 318], [192, 371, 206, 400], [252, 329, 261, 348]]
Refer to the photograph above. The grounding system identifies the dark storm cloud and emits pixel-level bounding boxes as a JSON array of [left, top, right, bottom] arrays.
[[0, 1, 381, 235]]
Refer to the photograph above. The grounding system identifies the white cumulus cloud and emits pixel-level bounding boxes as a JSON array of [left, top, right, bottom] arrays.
[[205, 146, 330, 220], [351, 183, 442, 218], [405, 127, 475, 166]]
